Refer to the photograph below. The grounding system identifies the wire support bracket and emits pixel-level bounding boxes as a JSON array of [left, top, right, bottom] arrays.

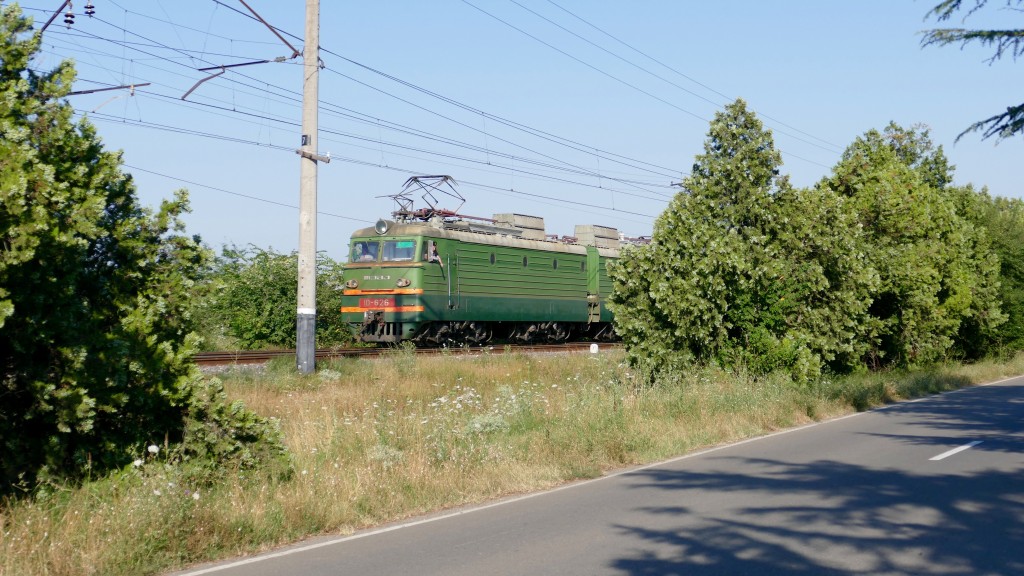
[[68, 82, 151, 96], [296, 149, 331, 163], [181, 67, 226, 100], [238, 0, 302, 60]]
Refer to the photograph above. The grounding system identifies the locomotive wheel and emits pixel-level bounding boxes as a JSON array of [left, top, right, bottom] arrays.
[[413, 323, 451, 346], [466, 322, 492, 345], [509, 323, 536, 343], [547, 322, 571, 343]]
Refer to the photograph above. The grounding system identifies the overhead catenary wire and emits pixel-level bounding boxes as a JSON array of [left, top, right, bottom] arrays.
[[37, 8, 682, 201], [63, 60, 676, 198], [254, 2, 837, 176], [459, 0, 833, 169], [41, 50, 680, 207], [21, 1, 841, 232], [124, 163, 368, 223], [63, 63, 676, 198], [121, 152, 654, 227], [204, 0, 690, 181], [29, 0, 838, 186], [19, 0, 675, 241], [80, 101, 673, 206], [541, 0, 844, 152], [84, 115, 656, 224], [121, 0, 843, 166], [103, 0, 280, 48], [321, 59, 683, 184]]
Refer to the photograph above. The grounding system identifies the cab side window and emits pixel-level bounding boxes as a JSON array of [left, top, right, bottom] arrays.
[[425, 241, 443, 267]]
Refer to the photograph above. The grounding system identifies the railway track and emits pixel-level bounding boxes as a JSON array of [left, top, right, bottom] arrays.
[[192, 342, 617, 366]]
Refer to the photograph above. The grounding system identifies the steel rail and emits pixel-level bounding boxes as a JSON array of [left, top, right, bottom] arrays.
[[192, 342, 617, 366]]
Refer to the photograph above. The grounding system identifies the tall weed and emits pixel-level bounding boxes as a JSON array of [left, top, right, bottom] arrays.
[[4, 350, 1023, 576]]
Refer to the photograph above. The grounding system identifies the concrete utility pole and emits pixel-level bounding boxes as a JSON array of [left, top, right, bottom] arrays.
[[296, 0, 321, 374]]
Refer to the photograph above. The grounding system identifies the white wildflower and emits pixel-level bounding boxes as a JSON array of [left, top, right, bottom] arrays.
[[147, 445, 159, 455]]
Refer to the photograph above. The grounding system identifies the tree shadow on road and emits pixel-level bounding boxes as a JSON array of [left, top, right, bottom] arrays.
[[612, 460, 1022, 575], [609, 383, 1024, 575]]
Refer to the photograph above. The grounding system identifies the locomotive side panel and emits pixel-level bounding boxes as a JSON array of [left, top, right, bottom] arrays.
[[446, 239, 590, 322]]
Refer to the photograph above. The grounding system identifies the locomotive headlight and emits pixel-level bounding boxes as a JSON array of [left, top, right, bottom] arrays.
[[396, 278, 411, 288], [345, 279, 359, 289], [374, 219, 391, 235]]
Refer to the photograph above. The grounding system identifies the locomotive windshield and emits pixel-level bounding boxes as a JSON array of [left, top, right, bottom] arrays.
[[351, 239, 418, 262], [382, 239, 417, 262], [351, 240, 379, 262]]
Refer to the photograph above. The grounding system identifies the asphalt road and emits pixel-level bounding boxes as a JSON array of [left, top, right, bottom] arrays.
[[175, 376, 1024, 576]]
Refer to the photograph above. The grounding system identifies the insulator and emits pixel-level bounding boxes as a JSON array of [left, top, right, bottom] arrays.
[[64, 11, 75, 26], [85, 4, 95, 16]]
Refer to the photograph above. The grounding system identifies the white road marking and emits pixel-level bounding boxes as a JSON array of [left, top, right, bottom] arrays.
[[929, 440, 983, 461]]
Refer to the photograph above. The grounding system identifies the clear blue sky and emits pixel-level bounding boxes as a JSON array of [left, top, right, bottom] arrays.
[[9, 0, 1023, 259]]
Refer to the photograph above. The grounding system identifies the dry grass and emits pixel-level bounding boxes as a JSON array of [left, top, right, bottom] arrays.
[[4, 348, 1023, 576]]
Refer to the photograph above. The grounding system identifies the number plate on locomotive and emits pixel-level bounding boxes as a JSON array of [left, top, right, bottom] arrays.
[[359, 297, 395, 308]]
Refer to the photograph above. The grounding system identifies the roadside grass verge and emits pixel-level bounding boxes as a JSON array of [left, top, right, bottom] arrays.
[[3, 349, 1023, 576]]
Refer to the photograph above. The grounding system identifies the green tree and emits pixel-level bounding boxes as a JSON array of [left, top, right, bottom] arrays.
[[608, 99, 781, 377], [204, 246, 353, 350], [0, 6, 285, 492], [922, 0, 1024, 140], [763, 186, 878, 375], [608, 99, 875, 381], [823, 124, 1004, 366], [957, 190, 1024, 352]]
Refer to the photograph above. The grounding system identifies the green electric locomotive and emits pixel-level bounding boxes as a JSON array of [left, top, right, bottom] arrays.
[[340, 209, 622, 345]]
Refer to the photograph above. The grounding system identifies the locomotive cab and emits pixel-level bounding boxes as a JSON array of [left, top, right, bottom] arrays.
[[341, 226, 440, 343]]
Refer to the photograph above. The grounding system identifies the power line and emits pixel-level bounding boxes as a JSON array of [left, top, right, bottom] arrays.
[[81, 102, 674, 205], [203, 0, 688, 180], [545, 0, 733, 103], [45, 29, 681, 200], [64, 59, 676, 198], [510, 0, 726, 109], [64, 54, 676, 197], [460, 0, 839, 165], [542, 0, 844, 151], [460, 0, 710, 125], [323, 57, 683, 182], [33, 0, 840, 183], [120, 139, 653, 225], [42, 8, 681, 196], [319, 67, 673, 198], [124, 164, 367, 223], [103, 0, 280, 47], [32, 2, 673, 224]]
